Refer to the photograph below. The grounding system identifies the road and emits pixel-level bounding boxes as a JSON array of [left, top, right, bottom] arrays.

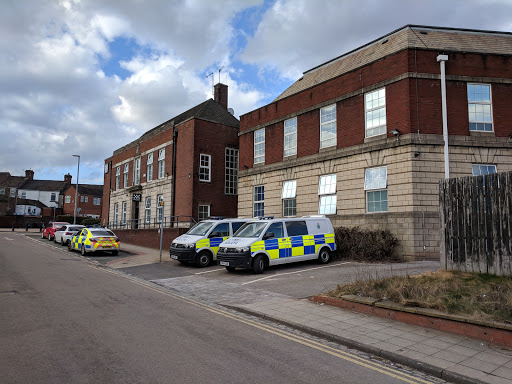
[[1, 234, 443, 383]]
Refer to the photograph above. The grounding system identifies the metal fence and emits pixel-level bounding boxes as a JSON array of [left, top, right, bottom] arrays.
[[106, 215, 196, 231], [439, 171, 512, 276]]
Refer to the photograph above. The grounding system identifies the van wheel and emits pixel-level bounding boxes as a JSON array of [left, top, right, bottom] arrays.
[[195, 251, 211, 268], [226, 266, 236, 272], [318, 248, 330, 264], [253, 255, 265, 274]]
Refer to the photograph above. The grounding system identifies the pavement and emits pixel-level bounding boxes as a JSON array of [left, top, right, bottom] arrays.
[[9, 230, 512, 384]]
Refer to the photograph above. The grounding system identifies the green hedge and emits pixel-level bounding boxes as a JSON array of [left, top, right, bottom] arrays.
[[55, 215, 101, 226], [334, 226, 400, 262]]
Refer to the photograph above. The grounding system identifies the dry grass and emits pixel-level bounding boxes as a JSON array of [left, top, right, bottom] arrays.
[[327, 270, 512, 324]]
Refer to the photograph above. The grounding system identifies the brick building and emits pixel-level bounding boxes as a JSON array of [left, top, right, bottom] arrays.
[[102, 83, 240, 226], [237, 25, 512, 260], [63, 184, 103, 218]]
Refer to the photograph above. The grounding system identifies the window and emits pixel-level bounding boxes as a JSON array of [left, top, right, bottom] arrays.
[[123, 163, 129, 188], [10, 188, 16, 197], [65, 195, 71, 203], [198, 205, 210, 221], [199, 154, 211, 182], [365, 166, 388, 213], [285, 221, 308, 236], [472, 164, 497, 176], [21, 191, 26, 199], [284, 117, 297, 156], [318, 175, 336, 215], [85, 196, 88, 203], [157, 194, 163, 221], [134, 158, 141, 185], [253, 185, 264, 217], [225, 148, 238, 195], [50, 193, 56, 202], [282, 180, 297, 217], [93, 197, 101, 205], [254, 128, 265, 164], [0, 188, 4, 195], [80, 196, 84, 202], [114, 203, 118, 223], [468, 84, 493, 132], [365, 88, 386, 137], [145, 197, 151, 223], [212, 222, 229, 237], [158, 149, 165, 179], [122, 201, 127, 223], [116, 167, 120, 190], [320, 105, 336, 148], [265, 222, 284, 238], [231, 221, 245, 233], [147, 153, 153, 182]]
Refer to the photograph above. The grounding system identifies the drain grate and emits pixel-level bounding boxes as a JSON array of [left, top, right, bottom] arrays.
[[0, 290, 18, 295]]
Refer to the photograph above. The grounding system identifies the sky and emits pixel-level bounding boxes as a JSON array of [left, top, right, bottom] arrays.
[[2, 0, 512, 185]]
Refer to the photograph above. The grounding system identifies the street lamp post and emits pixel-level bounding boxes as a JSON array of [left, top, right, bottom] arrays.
[[72, 155, 80, 224]]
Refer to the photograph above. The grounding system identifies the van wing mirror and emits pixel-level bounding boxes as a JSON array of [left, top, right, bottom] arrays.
[[263, 232, 275, 240]]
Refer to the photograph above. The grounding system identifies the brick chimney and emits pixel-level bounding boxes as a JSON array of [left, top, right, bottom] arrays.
[[214, 83, 228, 110], [25, 170, 34, 180], [64, 173, 72, 185]]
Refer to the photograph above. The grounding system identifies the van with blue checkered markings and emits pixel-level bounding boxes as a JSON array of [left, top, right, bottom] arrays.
[[216, 216, 335, 274], [169, 218, 254, 267]]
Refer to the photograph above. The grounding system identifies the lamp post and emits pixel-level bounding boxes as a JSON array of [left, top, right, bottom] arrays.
[[72, 155, 80, 224]]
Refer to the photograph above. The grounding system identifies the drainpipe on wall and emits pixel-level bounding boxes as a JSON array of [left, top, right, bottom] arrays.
[[437, 54, 450, 179], [171, 126, 178, 228]]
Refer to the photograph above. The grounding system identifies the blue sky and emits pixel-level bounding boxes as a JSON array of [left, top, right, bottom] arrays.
[[1, 0, 511, 185]]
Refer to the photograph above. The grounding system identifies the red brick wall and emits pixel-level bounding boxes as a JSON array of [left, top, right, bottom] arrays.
[[115, 227, 188, 250], [63, 185, 102, 218], [297, 109, 320, 157], [174, 120, 195, 218]]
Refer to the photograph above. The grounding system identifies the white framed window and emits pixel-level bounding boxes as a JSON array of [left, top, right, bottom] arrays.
[[0, 188, 5, 195], [85, 196, 88, 203], [80, 196, 84, 202], [365, 88, 386, 137], [254, 128, 265, 164], [145, 196, 151, 223], [157, 194, 163, 221], [114, 203, 119, 223], [65, 195, 71, 203], [93, 197, 101, 205], [198, 205, 210, 221], [115, 166, 120, 190], [225, 148, 238, 195], [253, 185, 264, 217], [123, 163, 129, 188], [468, 84, 493, 132], [158, 149, 165, 179], [282, 180, 297, 217], [365, 166, 388, 213], [320, 105, 336, 148], [134, 158, 141, 185], [472, 164, 496, 176], [21, 191, 26, 199], [318, 175, 336, 215], [284, 117, 297, 157], [10, 188, 16, 197], [51, 193, 56, 202], [122, 201, 127, 223], [147, 153, 153, 182], [199, 154, 211, 182]]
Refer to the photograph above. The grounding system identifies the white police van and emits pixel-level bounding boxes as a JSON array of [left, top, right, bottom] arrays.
[[169, 217, 253, 267], [216, 216, 336, 274]]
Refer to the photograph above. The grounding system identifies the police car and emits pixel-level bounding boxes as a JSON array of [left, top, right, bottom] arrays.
[[68, 227, 120, 256], [169, 217, 253, 267], [216, 216, 336, 274]]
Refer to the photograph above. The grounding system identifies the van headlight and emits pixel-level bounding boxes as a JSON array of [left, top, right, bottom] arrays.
[[185, 243, 196, 249], [236, 246, 250, 252]]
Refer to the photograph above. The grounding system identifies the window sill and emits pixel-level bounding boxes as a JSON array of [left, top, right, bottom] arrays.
[[319, 145, 337, 153], [283, 154, 297, 160], [199, 180, 212, 184], [469, 131, 495, 137], [364, 134, 386, 144]]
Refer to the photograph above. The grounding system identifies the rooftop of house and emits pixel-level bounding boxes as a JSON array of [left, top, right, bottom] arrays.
[[65, 184, 103, 197], [16, 198, 48, 209], [272, 24, 512, 103], [20, 179, 70, 193], [0, 173, 29, 189]]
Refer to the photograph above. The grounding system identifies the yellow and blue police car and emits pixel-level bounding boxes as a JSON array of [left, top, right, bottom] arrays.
[[216, 216, 336, 274], [169, 218, 253, 267], [68, 227, 120, 256]]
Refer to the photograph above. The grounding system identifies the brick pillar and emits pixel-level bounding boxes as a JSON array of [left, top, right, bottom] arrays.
[[214, 83, 228, 110]]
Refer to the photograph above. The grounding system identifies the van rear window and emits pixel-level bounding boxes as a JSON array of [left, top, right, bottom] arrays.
[[285, 221, 308, 236]]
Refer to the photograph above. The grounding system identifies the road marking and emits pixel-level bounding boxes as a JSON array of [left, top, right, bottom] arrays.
[[4, 237, 14, 241], [195, 268, 224, 275], [242, 262, 352, 285], [88, 264, 432, 384]]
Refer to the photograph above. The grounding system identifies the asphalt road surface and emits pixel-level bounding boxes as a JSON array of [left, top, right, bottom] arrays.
[[1, 234, 443, 383]]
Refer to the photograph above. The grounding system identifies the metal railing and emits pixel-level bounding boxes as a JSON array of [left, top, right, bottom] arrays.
[[106, 215, 196, 231]]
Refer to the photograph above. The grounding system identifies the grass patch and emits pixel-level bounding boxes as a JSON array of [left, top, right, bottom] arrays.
[[327, 270, 512, 324]]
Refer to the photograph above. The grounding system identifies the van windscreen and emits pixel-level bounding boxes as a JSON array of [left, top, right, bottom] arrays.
[[187, 222, 215, 236], [234, 222, 268, 238], [285, 221, 308, 236]]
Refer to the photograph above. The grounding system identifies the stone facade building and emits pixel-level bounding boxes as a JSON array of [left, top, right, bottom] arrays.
[[237, 25, 512, 260]]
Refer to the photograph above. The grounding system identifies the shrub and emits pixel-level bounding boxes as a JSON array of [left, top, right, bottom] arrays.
[[334, 226, 400, 262], [81, 218, 101, 226]]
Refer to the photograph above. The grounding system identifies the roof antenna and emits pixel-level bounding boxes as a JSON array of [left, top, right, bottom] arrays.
[[218, 66, 224, 84], [206, 72, 214, 96]]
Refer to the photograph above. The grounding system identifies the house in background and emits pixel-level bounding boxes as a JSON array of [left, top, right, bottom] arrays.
[[63, 184, 103, 218], [103, 82, 240, 227], [0, 172, 29, 218], [237, 25, 512, 261]]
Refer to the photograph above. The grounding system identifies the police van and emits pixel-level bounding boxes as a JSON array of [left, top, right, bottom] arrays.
[[216, 216, 336, 274], [169, 218, 253, 267]]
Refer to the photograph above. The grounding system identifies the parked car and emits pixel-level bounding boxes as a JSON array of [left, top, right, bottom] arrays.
[[68, 227, 120, 256], [41, 221, 70, 241], [54, 225, 85, 246]]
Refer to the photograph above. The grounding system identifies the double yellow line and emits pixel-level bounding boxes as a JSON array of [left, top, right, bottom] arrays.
[[91, 265, 433, 384]]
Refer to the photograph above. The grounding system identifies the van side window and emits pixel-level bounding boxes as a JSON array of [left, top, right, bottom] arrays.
[[212, 223, 229, 237], [265, 222, 284, 239], [286, 221, 308, 236], [231, 221, 245, 234]]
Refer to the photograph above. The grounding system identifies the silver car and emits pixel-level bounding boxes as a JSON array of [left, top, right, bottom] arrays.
[[54, 225, 85, 246]]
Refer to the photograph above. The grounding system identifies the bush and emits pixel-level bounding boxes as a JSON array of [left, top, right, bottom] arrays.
[[334, 226, 400, 262], [55, 216, 101, 226], [81, 218, 101, 226]]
